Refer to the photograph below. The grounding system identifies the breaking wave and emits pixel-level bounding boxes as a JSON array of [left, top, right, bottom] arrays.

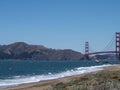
[[0, 64, 114, 89]]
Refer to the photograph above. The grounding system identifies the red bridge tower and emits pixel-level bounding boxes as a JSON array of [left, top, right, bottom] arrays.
[[85, 42, 89, 55], [116, 32, 120, 60], [85, 42, 89, 59]]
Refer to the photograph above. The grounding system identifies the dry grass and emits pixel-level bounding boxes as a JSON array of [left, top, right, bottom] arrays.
[[46, 70, 120, 90]]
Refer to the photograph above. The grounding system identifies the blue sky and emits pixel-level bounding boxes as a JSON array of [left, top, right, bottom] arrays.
[[0, 0, 120, 53]]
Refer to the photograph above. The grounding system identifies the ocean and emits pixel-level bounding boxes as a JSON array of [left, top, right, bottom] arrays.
[[0, 60, 120, 89]]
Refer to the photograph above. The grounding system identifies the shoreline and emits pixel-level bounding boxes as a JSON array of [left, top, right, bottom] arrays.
[[3, 73, 88, 90], [3, 65, 120, 90]]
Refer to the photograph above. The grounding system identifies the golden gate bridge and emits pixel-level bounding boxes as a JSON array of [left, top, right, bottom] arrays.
[[84, 32, 120, 60]]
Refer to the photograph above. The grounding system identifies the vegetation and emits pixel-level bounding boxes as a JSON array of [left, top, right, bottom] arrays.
[[46, 70, 120, 90], [0, 42, 83, 60]]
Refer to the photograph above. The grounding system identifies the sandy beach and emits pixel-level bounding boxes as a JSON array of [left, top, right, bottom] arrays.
[[3, 65, 120, 90], [4, 72, 84, 90]]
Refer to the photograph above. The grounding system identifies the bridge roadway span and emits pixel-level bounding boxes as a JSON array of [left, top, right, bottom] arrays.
[[87, 51, 118, 55]]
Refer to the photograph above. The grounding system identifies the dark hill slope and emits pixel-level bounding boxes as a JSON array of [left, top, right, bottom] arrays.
[[0, 42, 84, 60]]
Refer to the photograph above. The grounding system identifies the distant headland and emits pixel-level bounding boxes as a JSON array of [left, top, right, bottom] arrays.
[[0, 42, 84, 60]]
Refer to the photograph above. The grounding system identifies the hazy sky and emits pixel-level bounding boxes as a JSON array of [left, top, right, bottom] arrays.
[[0, 0, 120, 53]]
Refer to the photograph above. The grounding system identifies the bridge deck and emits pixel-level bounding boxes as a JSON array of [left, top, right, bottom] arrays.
[[87, 51, 118, 55]]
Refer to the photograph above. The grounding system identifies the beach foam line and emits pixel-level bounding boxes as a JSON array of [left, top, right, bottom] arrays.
[[0, 64, 115, 89]]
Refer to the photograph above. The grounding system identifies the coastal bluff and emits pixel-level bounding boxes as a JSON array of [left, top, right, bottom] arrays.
[[0, 42, 84, 60]]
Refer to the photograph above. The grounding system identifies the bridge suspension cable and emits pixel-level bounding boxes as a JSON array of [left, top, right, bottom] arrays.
[[84, 32, 120, 60], [101, 34, 115, 52], [89, 45, 97, 53]]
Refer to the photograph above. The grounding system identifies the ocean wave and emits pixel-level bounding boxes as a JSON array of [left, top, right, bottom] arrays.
[[0, 64, 114, 89]]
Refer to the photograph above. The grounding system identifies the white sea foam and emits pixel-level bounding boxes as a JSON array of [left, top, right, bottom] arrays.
[[0, 64, 115, 89]]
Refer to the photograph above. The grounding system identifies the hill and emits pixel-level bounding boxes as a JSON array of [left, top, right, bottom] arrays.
[[0, 42, 84, 60]]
